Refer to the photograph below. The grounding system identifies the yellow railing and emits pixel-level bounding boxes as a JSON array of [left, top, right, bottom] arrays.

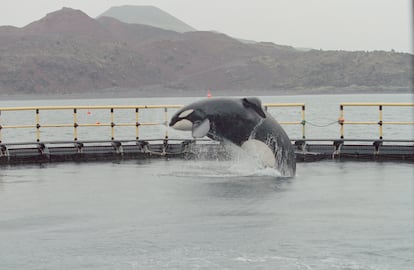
[[339, 103, 414, 139], [0, 105, 182, 143], [0, 103, 307, 143], [264, 103, 306, 139]]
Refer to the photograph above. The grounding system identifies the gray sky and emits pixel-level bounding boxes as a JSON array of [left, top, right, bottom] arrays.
[[1, 0, 412, 53]]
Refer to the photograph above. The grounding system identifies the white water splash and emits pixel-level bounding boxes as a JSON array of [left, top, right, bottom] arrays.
[[233, 255, 313, 269], [224, 141, 281, 177], [248, 117, 265, 140], [160, 158, 281, 178], [158, 139, 282, 178]]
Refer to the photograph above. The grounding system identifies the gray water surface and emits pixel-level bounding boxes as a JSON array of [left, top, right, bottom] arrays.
[[0, 94, 413, 269], [0, 160, 413, 270]]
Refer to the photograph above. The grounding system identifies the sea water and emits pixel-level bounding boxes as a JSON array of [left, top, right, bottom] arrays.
[[0, 94, 413, 269]]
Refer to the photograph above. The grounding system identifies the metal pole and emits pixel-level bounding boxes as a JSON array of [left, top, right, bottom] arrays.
[[73, 108, 78, 141], [110, 108, 115, 140], [164, 107, 168, 139], [379, 105, 383, 139], [0, 110, 2, 143], [339, 105, 344, 139], [135, 108, 139, 140], [35, 109, 40, 142], [301, 105, 306, 139]]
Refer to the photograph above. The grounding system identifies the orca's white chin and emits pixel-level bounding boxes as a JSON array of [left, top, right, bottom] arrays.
[[171, 119, 193, 131]]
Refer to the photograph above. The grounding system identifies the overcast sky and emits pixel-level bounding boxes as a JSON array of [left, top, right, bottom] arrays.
[[1, 0, 412, 53]]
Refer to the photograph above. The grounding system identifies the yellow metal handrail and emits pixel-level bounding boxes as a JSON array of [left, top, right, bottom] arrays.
[[264, 103, 306, 139], [0, 103, 306, 143], [0, 105, 182, 143], [339, 103, 414, 139]]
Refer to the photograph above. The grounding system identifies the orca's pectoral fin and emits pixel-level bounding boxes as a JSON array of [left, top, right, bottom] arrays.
[[242, 97, 266, 118], [192, 118, 210, 138]]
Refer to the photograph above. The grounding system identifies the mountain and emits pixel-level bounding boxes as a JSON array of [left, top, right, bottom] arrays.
[[23, 7, 107, 37], [0, 7, 412, 96], [98, 5, 195, 33]]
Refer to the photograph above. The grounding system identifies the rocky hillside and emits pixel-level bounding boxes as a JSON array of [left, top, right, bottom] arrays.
[[0, 7, 412, 96]]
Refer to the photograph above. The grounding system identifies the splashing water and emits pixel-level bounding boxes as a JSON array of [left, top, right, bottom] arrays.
[[248, 117, 265, 140], [159, 142, 281, 179], [220, 142, 281, 177], [245, 117, 292, 177]]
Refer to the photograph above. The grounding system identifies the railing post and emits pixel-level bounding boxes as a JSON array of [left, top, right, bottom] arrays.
[[339, 105, 344, 139], [73, 108, 78, 141], [35, 109, 40, 142], [135, 108, 140, 140], [110, 108, 115, 140], [0, 110, 2, 143], [301, 105, 306, 139], [378, 105, 383, 139], [164, 107, 169, 139]]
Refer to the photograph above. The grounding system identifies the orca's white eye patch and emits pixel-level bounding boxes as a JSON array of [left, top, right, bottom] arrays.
[[171, 119, 193, 130], [178, 109, 194, 118]]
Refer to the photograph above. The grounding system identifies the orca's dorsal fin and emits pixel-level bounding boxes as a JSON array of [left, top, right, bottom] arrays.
[[242, 97, 266, 118]]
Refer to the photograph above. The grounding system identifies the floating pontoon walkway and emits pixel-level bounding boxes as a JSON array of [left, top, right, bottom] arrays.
[[0, 139, 413, 165], [0, 103, 413, 165]]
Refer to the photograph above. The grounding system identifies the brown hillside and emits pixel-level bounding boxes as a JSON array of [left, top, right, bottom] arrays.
[[0, 7, 412, 96]]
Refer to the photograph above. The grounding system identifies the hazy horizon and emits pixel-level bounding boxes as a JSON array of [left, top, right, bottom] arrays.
[[1, 0, 412, 53]]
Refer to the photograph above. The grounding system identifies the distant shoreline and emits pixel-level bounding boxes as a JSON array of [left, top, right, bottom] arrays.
[[0, 87, 412, 101]]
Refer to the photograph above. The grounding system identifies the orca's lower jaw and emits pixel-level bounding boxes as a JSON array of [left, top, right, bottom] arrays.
[[170, 119, 193, 131]]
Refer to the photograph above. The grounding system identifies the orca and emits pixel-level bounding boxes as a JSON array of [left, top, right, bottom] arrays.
[[169, 97, 296, 177]]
